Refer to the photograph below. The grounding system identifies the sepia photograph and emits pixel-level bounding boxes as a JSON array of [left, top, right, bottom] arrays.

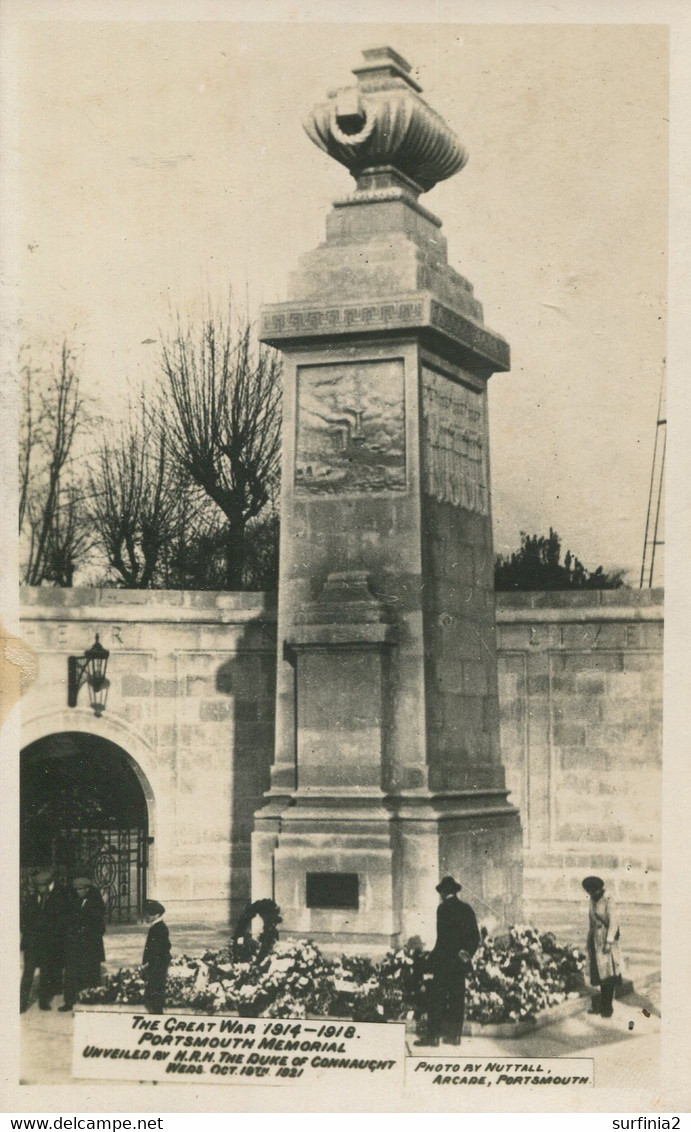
[[1, 0, 688, 1117]]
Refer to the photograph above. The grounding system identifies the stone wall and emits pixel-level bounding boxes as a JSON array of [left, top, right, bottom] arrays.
[[496, 589, 663, 949], [19, 587, 662, 943], [19, 588, 276, 926]]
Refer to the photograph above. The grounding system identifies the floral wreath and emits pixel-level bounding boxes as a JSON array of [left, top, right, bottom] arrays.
[[233, 898, 282, 960]]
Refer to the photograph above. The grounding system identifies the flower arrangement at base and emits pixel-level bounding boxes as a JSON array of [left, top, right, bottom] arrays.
[[466, 926, 586, 1024], [76, 966, 147, 1006], [76, 923, 585, 1027]]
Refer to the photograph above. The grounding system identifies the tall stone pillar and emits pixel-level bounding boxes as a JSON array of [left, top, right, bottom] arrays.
[[252, 46, 522, 951]]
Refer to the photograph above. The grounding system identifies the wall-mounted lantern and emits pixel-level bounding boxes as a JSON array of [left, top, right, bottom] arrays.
[[67, 633, 110, 717]]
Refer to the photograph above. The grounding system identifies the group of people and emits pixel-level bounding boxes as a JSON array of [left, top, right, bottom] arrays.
[[416, 871, 623, 1046], [22, 866, 622, 1040], [20, 868, 171, 1016], [20, 868, 106, 1014]]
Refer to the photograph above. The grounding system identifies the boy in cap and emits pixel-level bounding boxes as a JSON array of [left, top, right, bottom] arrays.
[[142, 900, 171, 1014], [418, 876, 480, 1047]]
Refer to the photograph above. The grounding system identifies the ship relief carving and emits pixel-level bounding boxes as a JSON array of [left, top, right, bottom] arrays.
[[295, 360, 405, 495]]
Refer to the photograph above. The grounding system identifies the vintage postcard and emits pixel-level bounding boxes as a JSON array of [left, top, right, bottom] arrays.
[[1, 0, 689, 1117]]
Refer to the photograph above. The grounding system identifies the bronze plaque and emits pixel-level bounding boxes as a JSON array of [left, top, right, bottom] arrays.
[[295, 360, 405, 495]]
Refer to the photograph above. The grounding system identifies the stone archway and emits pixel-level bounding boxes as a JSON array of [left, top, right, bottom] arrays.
[[21, 732, 151, 923]]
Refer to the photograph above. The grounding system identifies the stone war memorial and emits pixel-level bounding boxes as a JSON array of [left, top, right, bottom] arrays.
[[17, 45, 663, 959], [252, 46, 523, 950], [15, 29, 666, 1096]]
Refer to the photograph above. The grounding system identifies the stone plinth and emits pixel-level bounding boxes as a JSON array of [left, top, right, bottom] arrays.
[[253, 47, 522, 949]]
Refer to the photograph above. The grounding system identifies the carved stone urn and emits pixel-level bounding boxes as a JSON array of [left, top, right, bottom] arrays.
[[303, 45, 467, 195]]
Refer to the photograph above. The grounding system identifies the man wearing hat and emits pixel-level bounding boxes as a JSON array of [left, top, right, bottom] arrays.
[[59, 870, 107, 1012], [142, 899, 171, 1014], [20, 868, 66, 1013], [582, 875, 622, 1018], [422, 876, 480, 1046]]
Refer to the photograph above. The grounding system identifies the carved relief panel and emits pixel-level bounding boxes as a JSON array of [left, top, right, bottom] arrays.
[[295, 360, 406, 495], [421, 366, 489, 515]]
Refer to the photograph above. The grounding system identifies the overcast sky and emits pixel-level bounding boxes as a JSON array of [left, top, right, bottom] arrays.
[[15, 20, 668, 581]]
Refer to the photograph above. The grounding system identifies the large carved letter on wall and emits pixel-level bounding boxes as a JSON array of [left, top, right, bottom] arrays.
[[421, 367, 489, 515], [295, 360, 406, 495]]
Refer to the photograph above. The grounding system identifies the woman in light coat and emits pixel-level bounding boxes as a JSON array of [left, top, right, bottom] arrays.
[[582, 875, 622, 1017]]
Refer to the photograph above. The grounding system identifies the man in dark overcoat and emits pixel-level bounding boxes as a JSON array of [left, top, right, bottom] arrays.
[[423, 875, 480, 1046], [20, 868, 67, 1012], [142, 899, 171, 1014], [59, 871, 106, 1012]]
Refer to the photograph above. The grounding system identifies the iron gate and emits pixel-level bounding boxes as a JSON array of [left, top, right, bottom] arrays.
[[53, 827, 148, 923]]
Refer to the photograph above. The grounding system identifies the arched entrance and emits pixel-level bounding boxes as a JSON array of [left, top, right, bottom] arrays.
[[21, 732, 150, 923]]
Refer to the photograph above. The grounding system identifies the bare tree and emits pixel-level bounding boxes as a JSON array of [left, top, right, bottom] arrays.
[[88, 400, 187, 588], [159, 307, 282, 589], [42, 483, 92, 586], [19, 341, 90, 585], [18, 357, 37, 536]]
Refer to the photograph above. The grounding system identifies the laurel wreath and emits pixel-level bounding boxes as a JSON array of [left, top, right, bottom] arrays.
[[233, 898, 282, 959]]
